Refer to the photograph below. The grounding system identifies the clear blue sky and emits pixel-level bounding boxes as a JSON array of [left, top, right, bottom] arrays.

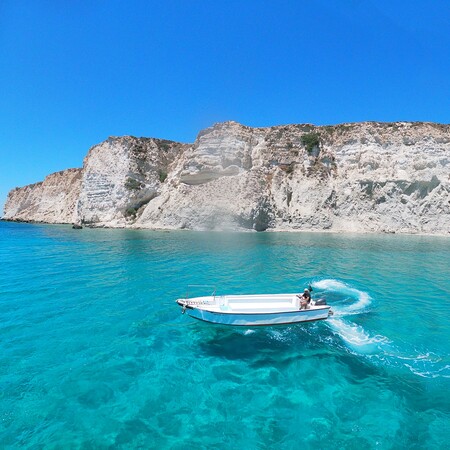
[[1, 0, 449, 209]]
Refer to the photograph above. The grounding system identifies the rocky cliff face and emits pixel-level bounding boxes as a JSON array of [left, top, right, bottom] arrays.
[[3, 122, 450, 234], [76, 136, 186, 226], [3, 168, 82, 224]]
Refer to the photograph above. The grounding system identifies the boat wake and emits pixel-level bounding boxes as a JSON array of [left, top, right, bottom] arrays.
[[312, 279, 390, 354], [331, 323, 450, 378], [310, 279, 448, 378], [327, 318, 391, 354], [312, 279, 371, 316]]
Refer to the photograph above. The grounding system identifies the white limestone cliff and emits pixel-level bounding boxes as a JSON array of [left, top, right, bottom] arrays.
[[3, 168, 82, 224], [3, 121, 450, 234], [76, 136, 185, 227]]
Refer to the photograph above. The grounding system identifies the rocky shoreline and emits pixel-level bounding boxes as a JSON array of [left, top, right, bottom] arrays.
[[3, 219, 449, 238], [3, 121, 450, 235]]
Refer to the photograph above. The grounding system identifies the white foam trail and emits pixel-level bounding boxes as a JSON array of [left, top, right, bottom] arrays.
[[394, 352, 450, 378], [327, 318, 391, 354], [269, 329, 292, 342], [312, 279, 371, 313], [328, 314, 448, 379], [311, 279, 380, 352], [407, 364, 450, 379], [312, 279, 447, 377]]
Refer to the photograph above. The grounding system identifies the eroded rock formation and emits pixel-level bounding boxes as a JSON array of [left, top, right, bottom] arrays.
[[3, 168, 82, 224], [77, 136, 186, 226], [3, 121, 450, 234]]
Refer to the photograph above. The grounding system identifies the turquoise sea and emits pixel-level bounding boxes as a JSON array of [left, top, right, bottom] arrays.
[[0, 221, 449, 449]]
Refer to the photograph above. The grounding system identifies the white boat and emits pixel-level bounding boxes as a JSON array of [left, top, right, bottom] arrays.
[[176, 288, 332, 326]]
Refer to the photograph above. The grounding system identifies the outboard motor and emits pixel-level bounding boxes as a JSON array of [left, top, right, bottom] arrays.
[[315, 298, 327, 306]]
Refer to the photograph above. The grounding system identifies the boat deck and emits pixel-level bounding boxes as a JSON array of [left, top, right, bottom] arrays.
[[181, 293, 328, 314]]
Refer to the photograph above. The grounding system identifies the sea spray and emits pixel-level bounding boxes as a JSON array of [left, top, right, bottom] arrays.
[[312, 278, 371, 314], [313, 278, 449, 378], [327, 318, 391, 354]]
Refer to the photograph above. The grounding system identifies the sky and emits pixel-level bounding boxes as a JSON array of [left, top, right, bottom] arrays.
[[1, 0, 449, 209]]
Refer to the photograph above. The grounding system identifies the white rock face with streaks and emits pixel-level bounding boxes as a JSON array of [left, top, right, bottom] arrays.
[[76, 136, 184, 226], [3, 121, 450, 235], [3, 169, 82, 224], [137, 121, 450, 234]]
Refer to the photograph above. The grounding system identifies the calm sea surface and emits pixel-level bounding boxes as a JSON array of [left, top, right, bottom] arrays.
[[0, 221, 449, 449]]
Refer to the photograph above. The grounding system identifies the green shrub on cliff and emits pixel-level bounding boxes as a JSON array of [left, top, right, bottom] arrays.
[[301, 133, 320, 154], [158, 169, 167, 183], [125, 178, 142, 190], [125, 207, 136, 217]]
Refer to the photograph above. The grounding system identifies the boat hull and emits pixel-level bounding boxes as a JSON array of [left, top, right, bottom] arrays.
[[178, 301, 331, 326]]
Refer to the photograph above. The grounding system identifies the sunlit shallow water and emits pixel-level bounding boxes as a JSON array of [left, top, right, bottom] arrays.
[[0, 222, 449, 448]]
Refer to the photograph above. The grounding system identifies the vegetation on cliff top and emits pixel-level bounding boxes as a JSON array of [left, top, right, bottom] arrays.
[[301, 133, 320, 154]]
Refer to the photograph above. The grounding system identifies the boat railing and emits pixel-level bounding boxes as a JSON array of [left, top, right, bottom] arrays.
[[184, 284, 217, 305]]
